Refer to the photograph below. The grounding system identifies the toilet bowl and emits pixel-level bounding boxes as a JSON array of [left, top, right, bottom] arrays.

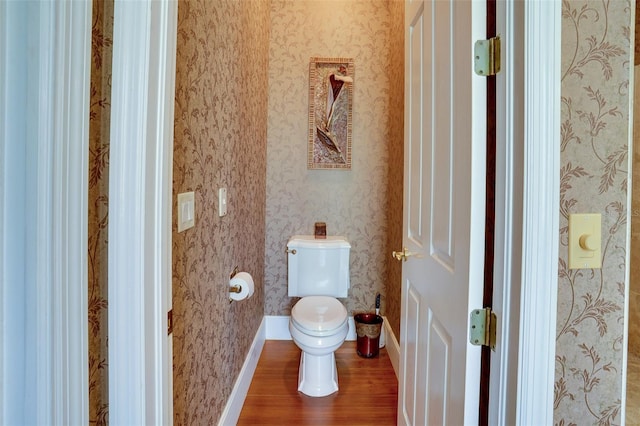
[[289, 295, 348, 397]]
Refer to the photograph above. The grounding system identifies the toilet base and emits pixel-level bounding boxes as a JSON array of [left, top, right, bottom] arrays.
[[297, 351, 338, 397]]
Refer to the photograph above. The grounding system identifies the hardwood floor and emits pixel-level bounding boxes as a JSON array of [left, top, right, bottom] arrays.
[[627, 352, 640, 425], [237, 340, 398, 426]]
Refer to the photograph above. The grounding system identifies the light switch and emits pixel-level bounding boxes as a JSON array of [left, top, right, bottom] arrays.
[[218, 188, 227, 217], [177, 191, 195, 232], [568, 213, 601, 269]]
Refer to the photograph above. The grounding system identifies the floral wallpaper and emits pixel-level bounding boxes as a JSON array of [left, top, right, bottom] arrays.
[[632, 72, 640, 357], [265, 0, 404, 339], [555, 0, 632, 424], [385, 0, 405, 341], [172, 0, 269, 424], [628, 63, 640, 423], [88, 0, 112, 424]]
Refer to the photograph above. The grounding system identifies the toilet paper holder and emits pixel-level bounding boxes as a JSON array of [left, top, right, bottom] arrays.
[[229, 266, 242, 294], [228, 266, 255, 303]]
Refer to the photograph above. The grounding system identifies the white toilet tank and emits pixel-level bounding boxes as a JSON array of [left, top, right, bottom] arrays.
[[287, 235, 350, 298]]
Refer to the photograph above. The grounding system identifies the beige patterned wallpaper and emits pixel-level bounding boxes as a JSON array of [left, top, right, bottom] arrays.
[[632, 68, 640, 357], [265, 0, 404, 338], [555, 0, 632, 424], [629, 63, 640, 422], [385, 0, 405, 341], [172, 0, 269, 424], [88, 0, 112, 424]]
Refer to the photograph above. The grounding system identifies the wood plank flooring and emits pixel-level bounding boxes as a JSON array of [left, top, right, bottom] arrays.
[[627, 352, 640, 424], [237, 340, 398, 426]]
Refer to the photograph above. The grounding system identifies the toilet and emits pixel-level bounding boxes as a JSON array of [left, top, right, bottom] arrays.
[[287, 235, 350, 397]]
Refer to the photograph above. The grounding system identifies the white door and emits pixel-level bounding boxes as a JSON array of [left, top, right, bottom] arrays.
[[398, 0, 486, 424]]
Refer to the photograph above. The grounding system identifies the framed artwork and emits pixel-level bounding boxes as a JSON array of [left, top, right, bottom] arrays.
[[307, 57, 354, 169]]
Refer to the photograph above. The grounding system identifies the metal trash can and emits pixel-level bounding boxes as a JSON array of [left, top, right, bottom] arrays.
[[354, 313, 383, 358]]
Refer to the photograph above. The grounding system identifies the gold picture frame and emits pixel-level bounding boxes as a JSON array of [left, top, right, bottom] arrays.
[[307, 57, 354, 169]]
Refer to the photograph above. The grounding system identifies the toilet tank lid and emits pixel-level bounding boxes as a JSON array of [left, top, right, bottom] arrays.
[[288, 235, 350, 249]]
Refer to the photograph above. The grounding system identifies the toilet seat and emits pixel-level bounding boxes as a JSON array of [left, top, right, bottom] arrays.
[[291, 296, 347, 337]]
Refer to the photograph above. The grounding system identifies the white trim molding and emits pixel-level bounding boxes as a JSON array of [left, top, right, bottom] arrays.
[[109, 0, 177, 424], [382, 319, 400, 379], [516, 0, 561, 424], [218, 318, 266, 426], [1, 1, 92, 424], [490, 1, 525, 425], [265, 316, 293, 340], [50, 3, 92, 424], [0, 3, 6, 419]]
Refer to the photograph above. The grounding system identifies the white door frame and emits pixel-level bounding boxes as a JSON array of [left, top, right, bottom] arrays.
[[516, 0, 561, 423], [0, 1, 91, 424], [492, 0, 561, 424], [108, 0, 177, 424]]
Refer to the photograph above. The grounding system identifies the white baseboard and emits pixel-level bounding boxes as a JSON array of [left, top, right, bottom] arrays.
[[265, 315, 291, 340], [382, 318, 400, 380], [217, 317, 266, 426]]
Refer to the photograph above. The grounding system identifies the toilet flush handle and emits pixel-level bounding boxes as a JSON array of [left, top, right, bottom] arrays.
[[285, 248, 297, 255]]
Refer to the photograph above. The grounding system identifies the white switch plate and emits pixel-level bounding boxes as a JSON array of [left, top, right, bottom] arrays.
[[218, 188, 227, 217], [177, 191, 195, 232]]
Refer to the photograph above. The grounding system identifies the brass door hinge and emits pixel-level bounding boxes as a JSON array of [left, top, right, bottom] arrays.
[[168, 309, 173, 335], [469, 308, 496, 350], [474, 36, 501, 76]]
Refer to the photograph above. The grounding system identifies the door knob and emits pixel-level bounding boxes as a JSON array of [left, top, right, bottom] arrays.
[[392, 247, 418, 262]]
